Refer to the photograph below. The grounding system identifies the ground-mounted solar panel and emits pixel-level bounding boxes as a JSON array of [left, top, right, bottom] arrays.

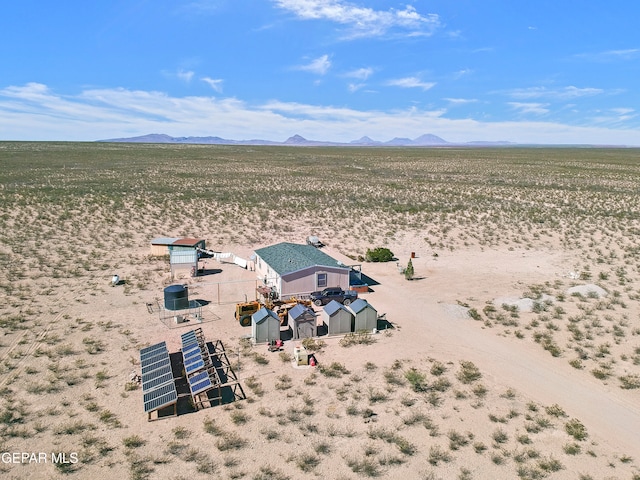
[[141, 351, 169, 368], [140, 344, 168, 363], [183, 348, 202, 361], [143, 382, 178, 413], [182, 340, 201, 352], [188, 370, 208, 384], [182, 343, 202, 355], [181, 331, 197, 342], [142, 371, 174, 392], [184, 353, 203, 368], [190, 376, 213, 395], [142, 357, 171, 376], [141, 363, 172, 386], [185, 359, 205, 375], [140, 341, 167, 358]]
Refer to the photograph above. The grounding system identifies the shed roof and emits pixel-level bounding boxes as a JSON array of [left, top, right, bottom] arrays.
[[151, 237, 180, 245], [255, 242, 346, 276], [324, 300, 347, 316], [347, 298, 376, 314], [172, 238, 205, 247], [252, 307, 280, 324], [289, 304, 314, 320]]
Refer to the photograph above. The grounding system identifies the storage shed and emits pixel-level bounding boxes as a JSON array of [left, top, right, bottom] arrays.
[[251, 307, 281, 344], [254, 242, 350, 300], [170, 238, 206, 251], [288, 304, 317, 340], [150, 237, 179, 256], [322, 300, 354, 335], [346, 299, 378, 332]]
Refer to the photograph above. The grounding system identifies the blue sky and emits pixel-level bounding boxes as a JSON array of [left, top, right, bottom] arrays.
[[1, 0, 639, 144]]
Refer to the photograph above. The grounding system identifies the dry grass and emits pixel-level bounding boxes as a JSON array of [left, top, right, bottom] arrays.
[[0, 143, 639, 478]]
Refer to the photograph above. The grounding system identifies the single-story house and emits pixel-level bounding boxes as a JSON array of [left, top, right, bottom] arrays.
[[254, 242, 350, 300], [251, 307, 281, 344], [346, 299, 378, 332], [322, 300, 354, 335], [288, 304, 317, 340]]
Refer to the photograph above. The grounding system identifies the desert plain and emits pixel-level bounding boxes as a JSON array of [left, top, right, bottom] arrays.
[[0, 142, 639, 479]]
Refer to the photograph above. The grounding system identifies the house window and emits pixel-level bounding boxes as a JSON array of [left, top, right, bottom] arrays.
[[317, 272, 327, 288]]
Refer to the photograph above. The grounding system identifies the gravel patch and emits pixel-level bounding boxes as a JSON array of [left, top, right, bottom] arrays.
[[567, 284, 608, 298]]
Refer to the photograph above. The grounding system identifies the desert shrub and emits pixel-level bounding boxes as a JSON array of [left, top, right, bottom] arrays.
[[319, 362, 349, 377], [619, 374, 640, 389], [565, 419, 588, 441], [428, 445, 452, 465], [404, 368, 428, 392], [123, 435, 145, 448], [365, 247, 394, 262], [456, 361, 482, 384]]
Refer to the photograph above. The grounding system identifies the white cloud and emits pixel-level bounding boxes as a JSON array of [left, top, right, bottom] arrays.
[[202, 77, 223, 92], [273, 0, 439, 38], [345, 67, 373, 80], [177, 70, 195, 83], [575, 48, 640, 61], [296, 54, 331, 75], [1, 82, 639, 145], [386, 76, 436, 91], [445, 98, 477, 105], [508, 86, 604, 100], [508, 102, 549, 115]]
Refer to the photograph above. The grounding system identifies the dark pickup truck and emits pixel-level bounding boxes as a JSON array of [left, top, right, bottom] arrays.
[[310, 287, 358, 306]]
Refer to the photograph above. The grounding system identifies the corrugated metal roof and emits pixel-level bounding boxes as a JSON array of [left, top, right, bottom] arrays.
[[255, 242, 346, 276], [151, 237, 180, 245], [252, 307, 279, 324], [172, 238, 205, 246], [347, 298, 376, 315], [289, 304, 314, 320], [324, 300, 346, 316]]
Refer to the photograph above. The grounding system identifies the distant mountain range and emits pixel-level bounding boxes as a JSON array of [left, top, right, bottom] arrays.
[[97, 133, 515, 147]]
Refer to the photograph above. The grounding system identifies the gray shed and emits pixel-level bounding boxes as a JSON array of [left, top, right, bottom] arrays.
[[252, 307, 281, 344], [322, 300, 354, 335], [346, 299, 377, 332], [288, 304, 317, 340]]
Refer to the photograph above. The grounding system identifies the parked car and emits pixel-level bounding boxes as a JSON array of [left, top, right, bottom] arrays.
[[310, 287, 358, 306]]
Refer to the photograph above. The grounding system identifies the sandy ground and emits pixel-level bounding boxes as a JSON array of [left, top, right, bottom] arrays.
[[1, 231, 639, 479]]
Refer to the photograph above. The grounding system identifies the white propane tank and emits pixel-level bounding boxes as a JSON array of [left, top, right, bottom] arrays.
[[111, 275, 120, 286]]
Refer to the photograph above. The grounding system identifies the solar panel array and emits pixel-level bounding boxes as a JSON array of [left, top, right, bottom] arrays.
[[139, 341, 178, 413], [181, 329, 216, 398]]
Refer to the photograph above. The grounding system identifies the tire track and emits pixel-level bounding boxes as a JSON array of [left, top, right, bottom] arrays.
[[0, 308, 67, 388]]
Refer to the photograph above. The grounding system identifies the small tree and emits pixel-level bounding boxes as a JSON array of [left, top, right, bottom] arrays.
[[405, 258, 414, 280], [365, 247, 394, 262]]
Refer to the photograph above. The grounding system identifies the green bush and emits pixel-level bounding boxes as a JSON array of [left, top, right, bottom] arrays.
[[365, 247, 394, 262]]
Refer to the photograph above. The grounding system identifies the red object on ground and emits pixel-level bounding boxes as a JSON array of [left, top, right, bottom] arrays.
[[309, 357, 316, 367]]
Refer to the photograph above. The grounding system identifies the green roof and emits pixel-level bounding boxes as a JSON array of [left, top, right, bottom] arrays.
[[255, 242, 346, 276]]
